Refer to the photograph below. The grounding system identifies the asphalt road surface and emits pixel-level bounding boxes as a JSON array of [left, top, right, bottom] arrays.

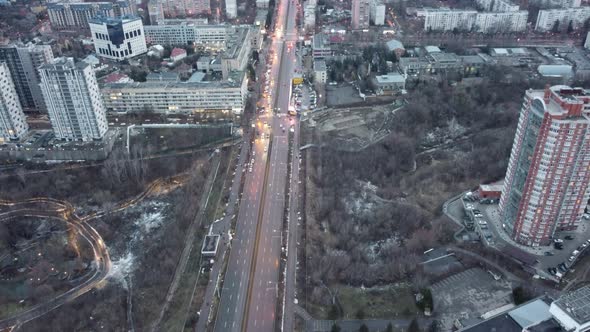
[[213, 0, 299, 329]]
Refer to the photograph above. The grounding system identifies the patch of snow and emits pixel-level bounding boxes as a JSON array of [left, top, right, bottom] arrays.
[[134, 211, 164, 234], [108, 252, 135, 286]]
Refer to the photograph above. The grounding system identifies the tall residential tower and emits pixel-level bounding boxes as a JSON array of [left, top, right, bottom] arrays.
[[0, 43, 54, 111], [0, 62, 28, 141], [39, 58, 108, 141], [351, 0, 370, 29], [500, 85, 590, 246]]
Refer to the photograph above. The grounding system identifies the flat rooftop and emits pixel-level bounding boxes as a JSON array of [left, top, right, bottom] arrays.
[[553, 285, 590, 324], [102, 71, 244, 90]]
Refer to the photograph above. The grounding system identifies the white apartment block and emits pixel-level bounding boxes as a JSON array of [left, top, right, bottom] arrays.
[[256, 0, 269, 8], [221, 28, 252, 79], [100, 71, 248, 114], [476, 0, 520, 12], [529, 0, 581, 8], [148, 0, 164, 25], [39, 58, 108, 141], [144, 23, 228, 47], [0, 62, 28, 141], [47, 1, 134, 30], [474, 11, 528, 33], [90, 16, 147, 61], [314, 59, 327, 83], [424, 9, 477, 31], [226, 0, 237, 18], [370, 0, 385, 25], [304, 2, 316, 30], [157, 0, 210, 17], [535, 7, 590, 31]]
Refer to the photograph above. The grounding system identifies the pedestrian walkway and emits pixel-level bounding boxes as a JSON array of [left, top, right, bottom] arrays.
[[484, 205, 547, 256], [294, 304, 313, 321]]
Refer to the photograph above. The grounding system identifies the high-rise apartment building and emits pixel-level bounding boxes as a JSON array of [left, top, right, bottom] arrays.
[[0, 62, 28, 142], [476, 0, 520, 12], [304, 1, 316, 30], [370, 0, 385, 25], [529, 0, 581, 8], [474, 11, 528, 33], [148, 0, 165, 24], [351, 0, 370, 29], [47, 1, 134, 30], [39, 58, 108, 141], [0, 43, 54, 111], [226, 0, 237, 18], [423, 9, 478, 31], [500, 86, 590, 246], [535, 7, 590, 32], [89, 15, 147, 61]]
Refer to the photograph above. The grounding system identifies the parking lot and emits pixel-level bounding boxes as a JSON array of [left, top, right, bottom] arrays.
[[445, 192, 590, 282], [432, 268, 514, 330]]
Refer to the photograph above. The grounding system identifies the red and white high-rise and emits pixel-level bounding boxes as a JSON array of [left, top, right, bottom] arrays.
[[500, 85, 590, 246]]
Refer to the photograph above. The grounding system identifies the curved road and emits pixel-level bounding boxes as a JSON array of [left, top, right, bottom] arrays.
[[0, 199, 110, 330]]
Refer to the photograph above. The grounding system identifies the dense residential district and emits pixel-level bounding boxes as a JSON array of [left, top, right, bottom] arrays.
[[4, 0, 590, 331]]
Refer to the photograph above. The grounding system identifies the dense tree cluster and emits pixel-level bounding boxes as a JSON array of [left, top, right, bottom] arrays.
[[304, 77, 529, 294]]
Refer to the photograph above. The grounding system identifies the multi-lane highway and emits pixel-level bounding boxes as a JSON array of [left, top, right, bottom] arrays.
[[213, 0, 299, 329]]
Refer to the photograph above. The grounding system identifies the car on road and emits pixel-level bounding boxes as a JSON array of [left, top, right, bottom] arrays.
[[544, 251, 554, 256], [569, 256, 576, 262], [565, 235, 575, 240], [554, 238, 564, 243], [558, 263, 568, 272], [547, 267, 557, 275]]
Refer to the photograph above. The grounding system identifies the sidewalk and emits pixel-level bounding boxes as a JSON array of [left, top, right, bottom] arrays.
[[484, 205, 547, 256]]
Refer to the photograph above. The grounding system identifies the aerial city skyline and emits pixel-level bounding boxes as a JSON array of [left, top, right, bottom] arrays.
[[2, 0, 590, 330]]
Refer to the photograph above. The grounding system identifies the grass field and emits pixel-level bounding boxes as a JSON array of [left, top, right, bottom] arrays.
[[337, 285, 419, 319]]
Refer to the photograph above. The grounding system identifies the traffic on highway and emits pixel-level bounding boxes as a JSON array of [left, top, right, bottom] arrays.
[[213, 0, 301, 329]]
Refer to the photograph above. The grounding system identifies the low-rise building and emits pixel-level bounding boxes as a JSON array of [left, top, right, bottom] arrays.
[[373, 72, 406, 94], [535, 7, 590, 32], [221, 28, 252, 79], [386, 39, 405, 57], [101, 71, 247, 115], [312, 33, 331, 58], [196, 56, 223, 72], [90, 15, 147, 61], [550, 285, 590, 331], [146, 71, 180, 82], [314, 59, 327, 83], [170, 47, 187, 63]]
